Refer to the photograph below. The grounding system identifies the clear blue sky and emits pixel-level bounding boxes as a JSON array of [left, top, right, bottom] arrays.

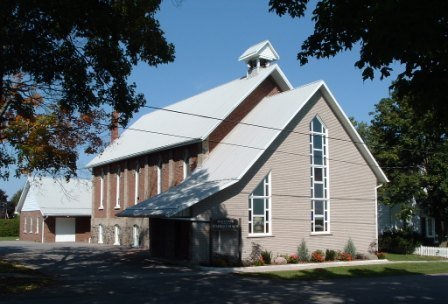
[[2, 0, 399, 197]]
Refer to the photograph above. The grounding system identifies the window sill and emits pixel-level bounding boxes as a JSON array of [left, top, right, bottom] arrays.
[[98, 207, 104, 210], [114, 206, 120, 210], [310, 232, 332, 236], [247, 234, 273, 238]]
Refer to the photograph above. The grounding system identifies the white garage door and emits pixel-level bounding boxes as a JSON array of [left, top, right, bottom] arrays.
[[55, 218, 76, 242]]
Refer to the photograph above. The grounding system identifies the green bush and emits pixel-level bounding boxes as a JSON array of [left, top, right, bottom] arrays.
[[344, 238, 357, 257], [379, 229, 421, 254], [0, 217, 20, 237], [325, 249, 337, 261], [260, 250, 272, 264], [297, 239, 310, 262]]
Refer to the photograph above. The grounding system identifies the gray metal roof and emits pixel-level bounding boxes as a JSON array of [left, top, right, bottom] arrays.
[[16, 177, 92, 217], [86, 64, 292, 168], [118, 80, 329, 218]]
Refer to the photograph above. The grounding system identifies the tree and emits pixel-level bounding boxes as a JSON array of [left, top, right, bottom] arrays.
[[361, 96, 448, 243], [269, 0, 448, 123], [0, 1, 175, 179], [0, 189, 12, 219]]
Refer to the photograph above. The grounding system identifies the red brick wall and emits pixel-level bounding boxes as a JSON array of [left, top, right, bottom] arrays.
[[208, 76, 282, 151], [75, 217, 91, 242], [19, 211, 43, 242], [44, 217, 56, 243]]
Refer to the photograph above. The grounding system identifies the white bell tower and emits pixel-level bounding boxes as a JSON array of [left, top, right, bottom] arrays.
[[238, 40, 280, 76]]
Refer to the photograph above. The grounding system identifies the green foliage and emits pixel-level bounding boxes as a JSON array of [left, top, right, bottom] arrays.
[[269, 0, 448, 124], [260, 250, 273, 265], [297, 239, 310, 262], [344, 238, 357, 258], [325, 249, 337, 261], [352, 95, 448, 243], [379, 229, 421, 254], [0, 217, 19, 237], [0, 1, 175, 179]]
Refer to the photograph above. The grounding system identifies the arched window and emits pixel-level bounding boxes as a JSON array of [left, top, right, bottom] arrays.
[[99, 168, 104, 209], [132, 225, 140, 247], [113, 225, 121, 245], [156, 158, 162, 194], [310, 116, 330, 233], [135, 161, 140, 205], [98, 224, 104, 244], [248, 173, 272, 235]]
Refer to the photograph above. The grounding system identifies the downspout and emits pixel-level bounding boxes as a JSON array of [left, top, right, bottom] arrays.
[[41, 215, 48, 243], [375, 184, 383, 251]]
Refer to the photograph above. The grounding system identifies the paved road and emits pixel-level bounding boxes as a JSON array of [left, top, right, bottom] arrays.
[[1, 241, 447, 304]]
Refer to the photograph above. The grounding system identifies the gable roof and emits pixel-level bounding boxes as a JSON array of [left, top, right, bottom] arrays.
[[238, 40, 280, 63], [86, 64, 292, 168], [118, 80, 387, 218], [15, 177, 92, 216]]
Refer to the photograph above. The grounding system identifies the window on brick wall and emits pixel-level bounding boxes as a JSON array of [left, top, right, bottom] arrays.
[[99, 168, 104, 210], [310, 116, 330, 234], [135, 161, 140, 205], [29, 218, 33, 234], [24, 217, 27, 233], [248, 173, 272, 235], [183, 150, 190, 179], [115, 166, 121, 209], [156, 160, 162, 195], [35, 218, 39, 234]]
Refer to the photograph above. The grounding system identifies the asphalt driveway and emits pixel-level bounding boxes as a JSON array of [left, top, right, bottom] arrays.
[[1, 241, 448, 304]]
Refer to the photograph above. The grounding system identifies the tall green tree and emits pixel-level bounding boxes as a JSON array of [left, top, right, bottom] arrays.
[[0, 1, 175, 179], [269, 0, 448, 124], [365, 96, 448, 242]]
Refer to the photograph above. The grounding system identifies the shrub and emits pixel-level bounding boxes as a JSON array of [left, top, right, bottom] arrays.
[[356, 253, 368, 260], [260, 250, 272, 265], [344, 238, 357, 257], [376, 252, 386, 259], [287, 254, 299, 264], [325, 249, 337, 261], [337, 251, 352, 261], [253, 257, 265, 266], [379, 228, 421, 254], [297, 239, 310, 262], [311, 250, 325, 262], [273, 256, 287, 265], [0, 217, 20, 237]]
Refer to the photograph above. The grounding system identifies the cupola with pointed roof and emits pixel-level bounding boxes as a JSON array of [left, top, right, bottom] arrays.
[[239, 40, 280, 76]]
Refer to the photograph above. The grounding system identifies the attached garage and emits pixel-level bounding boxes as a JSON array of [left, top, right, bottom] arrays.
[[55, 218, 76, 242]]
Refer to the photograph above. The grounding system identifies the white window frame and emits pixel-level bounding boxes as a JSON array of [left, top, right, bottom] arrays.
[[132, 225, 140, 247], [98, 224, 104, 244], [310, 116, 330, 234], [156, 161, 162, 195], [425, 217, 436, 238], [24, 217, 28, 233], [35, 217, 39, 234], [29, 217, 33, 234], [134, 161, 140, 205], [115, 166, 120, 209], [248, 172, 272, 236], [99, 168, 104, 210], [113, 225, 121, 245], [183, 150, 190, 179]]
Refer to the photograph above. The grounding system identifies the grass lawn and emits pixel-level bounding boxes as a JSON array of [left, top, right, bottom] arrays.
[[0, 236, 19, 241], [0, 259, 51, 294], [243, 262, 448, 281], [241, 253, 448, 281], [384, 253, 447, 261]]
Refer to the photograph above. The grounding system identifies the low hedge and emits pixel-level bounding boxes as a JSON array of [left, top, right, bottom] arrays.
[[379, 229, 421, 254], [0, 217, 20, 237]]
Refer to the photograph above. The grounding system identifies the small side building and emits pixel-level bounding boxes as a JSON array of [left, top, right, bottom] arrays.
[[15, 177, 92, 243]]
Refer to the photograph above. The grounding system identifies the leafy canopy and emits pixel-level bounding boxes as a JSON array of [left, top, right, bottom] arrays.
[[269, 0, 448, 122], [358, 95, 448, 240], [0, 0, 174, 179]]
